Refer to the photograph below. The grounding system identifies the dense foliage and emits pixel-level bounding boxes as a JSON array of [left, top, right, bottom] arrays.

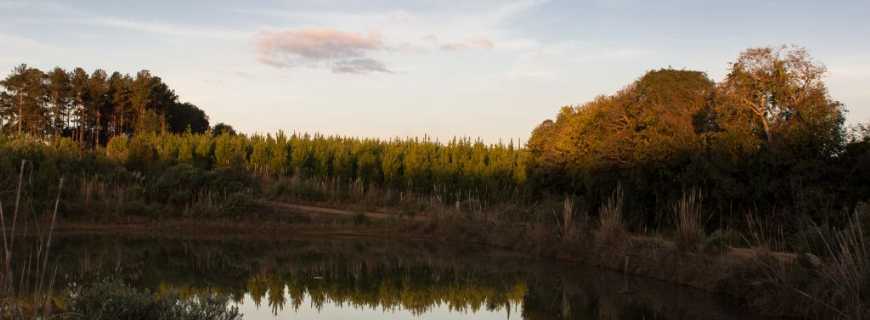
[[65, 280, 241, 320], [528, 46, 868, 229], [0, 65, 209, 147], [1, 46, 868, 232], [0, 131, 528, 214]]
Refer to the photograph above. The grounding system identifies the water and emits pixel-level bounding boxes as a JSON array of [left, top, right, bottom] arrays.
[[45, 234, 763, 319]]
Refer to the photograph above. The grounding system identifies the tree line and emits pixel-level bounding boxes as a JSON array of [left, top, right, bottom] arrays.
[[1, 46, 868, 230], [528, 46, 869, 229], [104, 132, 528, 201], [0, 64, 209, 147]]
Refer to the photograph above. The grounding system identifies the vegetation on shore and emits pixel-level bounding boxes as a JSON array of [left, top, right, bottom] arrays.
[[1, 45, 870, 318]]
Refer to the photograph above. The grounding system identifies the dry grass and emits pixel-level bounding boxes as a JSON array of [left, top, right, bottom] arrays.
[[674, 189, 704, 252], [814, 211, 867, 319], [558, 196, 576, 241], [737, 207, 869, 319], [598, 185, 627, 246], [0, 160, 64, 319]]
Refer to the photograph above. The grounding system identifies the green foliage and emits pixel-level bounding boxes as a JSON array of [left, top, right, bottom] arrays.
[[212, 122, 236, 136], [167, 102, 209, 134], [65, 279, 241, 320], [1, 47, 867, 236], [214, 133, 248, 169], [0, 135, 254, 219], [0, 65, 208, 146]]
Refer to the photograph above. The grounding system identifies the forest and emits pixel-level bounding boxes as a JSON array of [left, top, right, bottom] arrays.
[[2, 46, 870, 319], [2, 46, 868, 233], [0, 64, 210, 146]]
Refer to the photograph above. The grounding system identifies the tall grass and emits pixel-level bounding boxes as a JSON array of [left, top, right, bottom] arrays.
[[598, 185, 626, 245], [0, 160, 64, 319], [557, 196, 576, 241], [737, 206, 869, 319], [814, 210, 868, 319], [674, 189, 704, 252]]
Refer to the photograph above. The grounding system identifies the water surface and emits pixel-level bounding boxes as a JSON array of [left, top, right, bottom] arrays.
[[47, 235, 762, 319]]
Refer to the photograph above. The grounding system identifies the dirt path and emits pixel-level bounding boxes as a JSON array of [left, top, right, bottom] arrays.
[[259, 200, 430, 222]]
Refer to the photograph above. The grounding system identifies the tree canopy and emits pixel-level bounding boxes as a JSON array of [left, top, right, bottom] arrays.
[[0, 65, 209, 145], [528, 47, 860, 227]]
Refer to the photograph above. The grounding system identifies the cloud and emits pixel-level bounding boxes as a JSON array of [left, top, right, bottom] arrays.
[[238, 0, 546, 52], [332, 58, 391, 74], [86, 17, 248, 39], [3, 1, 247, 39], [440, 38, 495, 51], [255, 28, 391, 74]]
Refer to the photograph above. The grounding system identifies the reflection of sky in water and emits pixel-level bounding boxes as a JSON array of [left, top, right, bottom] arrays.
[[44, 236, 766, 320], [235, 289, 520, 320]]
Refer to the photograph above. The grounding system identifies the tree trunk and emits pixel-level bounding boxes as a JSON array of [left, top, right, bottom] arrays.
[[761, 117, 772, 143], [757, 95, 772, 143]]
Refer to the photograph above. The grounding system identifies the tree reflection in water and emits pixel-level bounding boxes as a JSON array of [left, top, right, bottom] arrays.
[[40, 235, 765, 320]]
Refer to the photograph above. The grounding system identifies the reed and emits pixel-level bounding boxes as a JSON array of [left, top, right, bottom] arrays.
[[814, 210, 868, 319], [0, 160, 65, 319], [598, 185, 626, 245], [674, 189, 704, 252], [561, 196, 575, 241]]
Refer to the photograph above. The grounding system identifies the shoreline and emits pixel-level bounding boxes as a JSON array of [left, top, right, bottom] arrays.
[[45, 211, 797, 318]]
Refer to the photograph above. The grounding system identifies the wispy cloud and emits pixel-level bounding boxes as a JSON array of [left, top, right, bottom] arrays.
[[255, 28, 390, 74], [83, 17, 249, 39], [238, 0, 547, 54], [440, 38, 495, 51], [3, 1, 247, 39], [332, 58, 391, 74]]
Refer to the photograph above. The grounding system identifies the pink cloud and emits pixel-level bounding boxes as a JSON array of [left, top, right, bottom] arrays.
[[255, 28, 390, 73]]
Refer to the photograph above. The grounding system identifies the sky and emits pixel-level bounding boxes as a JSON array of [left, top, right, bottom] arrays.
[[1, 0, 868, 142]]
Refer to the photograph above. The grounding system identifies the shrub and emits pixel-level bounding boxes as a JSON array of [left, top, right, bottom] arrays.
[[148, 164, 209, 205], [105, 135, 130, 163], [65, 280, 242, 320]]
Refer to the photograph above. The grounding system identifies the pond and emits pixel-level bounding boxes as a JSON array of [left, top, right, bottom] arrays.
[[43, 234, 763, 319]]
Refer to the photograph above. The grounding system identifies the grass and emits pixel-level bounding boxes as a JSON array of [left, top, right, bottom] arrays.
[[813, 210, 868, 319], [1, 153, 867, 319], [0, 160, 63, 319], [723, 206, 869, 319], [598, 185, 627, 246], [674, 189, 704, 252], [1, 160, 245, 319]]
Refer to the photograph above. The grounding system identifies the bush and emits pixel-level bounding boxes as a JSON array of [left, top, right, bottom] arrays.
[[148, 164, 209, 205], [65, 280, 241, 320]]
